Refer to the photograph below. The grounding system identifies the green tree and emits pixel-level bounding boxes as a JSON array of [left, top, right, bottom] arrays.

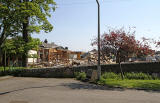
[[0, 0, 56, 67], [1, 36, 41, 66], [17, 0, 56, 67], [0, 0, 21, 54]]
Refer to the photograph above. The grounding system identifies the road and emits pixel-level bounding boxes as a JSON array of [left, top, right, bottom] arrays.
[[0, 77, 160, 103]]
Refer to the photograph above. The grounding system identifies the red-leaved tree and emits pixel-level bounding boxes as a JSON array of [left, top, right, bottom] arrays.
[[92, 28, 154, 63], [156, 39, 160, 49], [92, 28, 154, 79], [136, 37, 155, 58]]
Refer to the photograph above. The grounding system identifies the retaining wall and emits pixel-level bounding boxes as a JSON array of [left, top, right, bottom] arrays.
[[0, 62, 160, 78], [75, 62, 160, 74]]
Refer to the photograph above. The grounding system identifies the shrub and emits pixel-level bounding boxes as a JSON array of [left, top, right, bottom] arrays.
[[98, 72, 119, 85], [98, 77, 106, 84], [124, 72, 152, 80], [75, 72, 86, 81], [100, 72, 159, 81], [152, 74, 159, 80], [101, 72, 120, 80]]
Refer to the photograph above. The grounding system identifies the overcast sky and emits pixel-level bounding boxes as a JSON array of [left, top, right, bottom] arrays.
[[32, 0, 160, 52]]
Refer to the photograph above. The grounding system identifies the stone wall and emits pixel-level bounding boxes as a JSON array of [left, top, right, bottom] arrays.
[[0, 67, 74, 78], [1, 62, 160, 78], [75, 62, 160, 74]]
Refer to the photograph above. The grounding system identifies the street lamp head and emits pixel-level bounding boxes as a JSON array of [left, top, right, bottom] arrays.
[[96, 0, 104, 4]]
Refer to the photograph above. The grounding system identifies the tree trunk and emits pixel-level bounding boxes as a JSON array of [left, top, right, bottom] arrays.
[[22, 16, 29, 67], [0, 24, 7, 48], [8, 57, 10, 68], [4, 50, 6, 72], [0, 48, 2, 66], [33, 57, 34, 65], [119, 58, 124, 80], [117, 50, 124, 80]]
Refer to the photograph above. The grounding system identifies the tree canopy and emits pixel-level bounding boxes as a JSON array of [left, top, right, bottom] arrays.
[[0, 0, 21, 47], [18, 0, 56, 33], [0, 0, 56, 46], [92, 28, 154, 63], [2, 36, 41, 58], [0, 0, 56, 67]]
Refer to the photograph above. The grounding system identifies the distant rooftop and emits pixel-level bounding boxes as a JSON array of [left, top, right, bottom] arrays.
[[40, 42, 70, 52], [40, 42, 59, 49]]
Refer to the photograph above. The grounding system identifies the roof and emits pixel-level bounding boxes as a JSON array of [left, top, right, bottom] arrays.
[[40, 42, 59, 48], [40, 42, 69, 51]]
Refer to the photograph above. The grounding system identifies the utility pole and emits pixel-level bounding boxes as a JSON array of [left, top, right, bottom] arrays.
[[96, 0, 101, 80]]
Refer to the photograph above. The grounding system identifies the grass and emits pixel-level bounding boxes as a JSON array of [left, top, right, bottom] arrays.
[[98, 72, 160, 90], [98, 79, 160, 90]]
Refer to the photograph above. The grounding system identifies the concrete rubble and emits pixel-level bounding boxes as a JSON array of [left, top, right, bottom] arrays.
[[29, 49, 115, 68]]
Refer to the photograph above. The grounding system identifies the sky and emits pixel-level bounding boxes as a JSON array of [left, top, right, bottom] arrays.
[[32, 0, 160, 52]]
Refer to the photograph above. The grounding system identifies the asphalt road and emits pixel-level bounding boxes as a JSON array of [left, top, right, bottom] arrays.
[[0, 77, 160, 103]]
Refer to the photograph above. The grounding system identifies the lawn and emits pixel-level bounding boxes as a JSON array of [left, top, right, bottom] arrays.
[[98, 79, 160, 90], [96, 72, 160, 90]]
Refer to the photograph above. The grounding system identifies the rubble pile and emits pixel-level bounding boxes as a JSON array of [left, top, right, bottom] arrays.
[[28, 49, 115, 68]]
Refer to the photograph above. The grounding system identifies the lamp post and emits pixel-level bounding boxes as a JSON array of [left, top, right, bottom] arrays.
[[96, 0, 101, 80]]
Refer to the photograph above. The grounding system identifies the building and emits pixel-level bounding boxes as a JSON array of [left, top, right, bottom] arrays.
[[38, 42, 84, 65], [28, 50, 38, 64]]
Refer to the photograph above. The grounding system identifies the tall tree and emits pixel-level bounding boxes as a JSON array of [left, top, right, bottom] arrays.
[[1, 36, 41, 66], [92, 28, 154, 63], [17, 0, 56, 67], [0, 0, 21, 49], [92, 28, 154, 79], [0, 0, 56, 67], [0, 0, 22, 66], [136, 37, 154, 58]]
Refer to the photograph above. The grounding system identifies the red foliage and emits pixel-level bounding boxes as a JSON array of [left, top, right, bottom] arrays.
[[156, 41, 160, 48], [137, 37, 155, 57], [92, 28, 154, 62], [103, 30, 137, 54]]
